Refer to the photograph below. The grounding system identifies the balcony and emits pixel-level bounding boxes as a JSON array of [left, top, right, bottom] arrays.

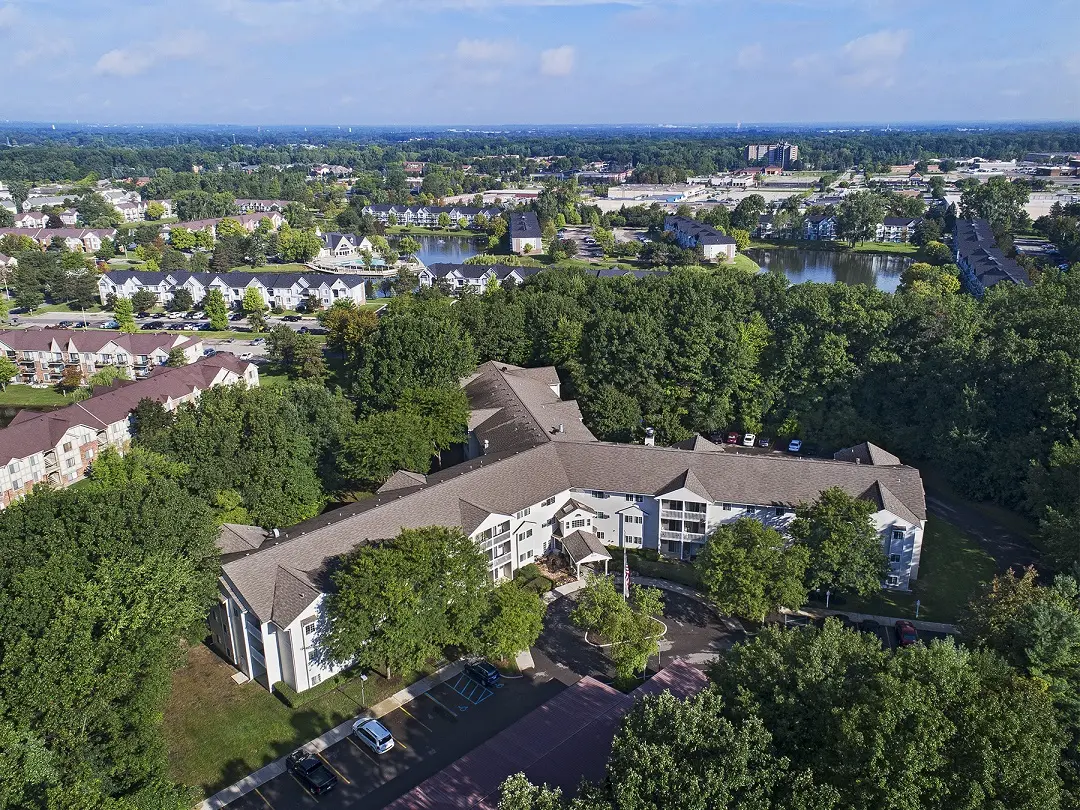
[[478, 530, 510, 553], [660, 529, 706, 543], [490, 551, 512, 569], [660, 508, 707, 521]]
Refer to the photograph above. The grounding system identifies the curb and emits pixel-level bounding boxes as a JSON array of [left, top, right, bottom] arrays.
[[196, 660, 465, 810]]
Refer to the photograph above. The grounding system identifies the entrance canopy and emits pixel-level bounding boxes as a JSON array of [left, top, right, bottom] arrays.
[[561, 529, 612, 577]]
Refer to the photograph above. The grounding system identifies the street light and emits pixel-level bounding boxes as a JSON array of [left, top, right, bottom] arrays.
[[359, 673, 368, 707]]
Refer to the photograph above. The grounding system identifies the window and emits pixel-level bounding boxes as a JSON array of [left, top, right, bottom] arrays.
[[625, 535, 641, 544], [885, 575, 901, 587], [666, 540, 678, 553], [596, 512, 609, 520], [302, 620, 316, 637], [596, 531, 605, 540], [515, 507, 531, 519], [541, 496, 556, 507], [68, 353, 78, 363], [498, 521, 510, 535], [571, 518, 586, 528], [774, 506, 786, 517], [63, 442, 72, 452], [66, 458, 76, 469], [891, 528, 905, 541], [591, 490, 606, 499], [7, 462, 19, 474], [307, 649, 318, 665], [890, 553, 902, 564], [12, 479, 20, 490], [625, 494, 643, 503], [722, 503, 732, 511], [310, 673, 322, 686]]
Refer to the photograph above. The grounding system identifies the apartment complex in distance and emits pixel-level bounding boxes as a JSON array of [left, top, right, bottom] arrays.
[[663, 216, 737, 262], [360, 204, 500, 228], [954, 219, 1032, 297], [418, 263, 540, 292], [745, 142, 799, 167], [0, 354, 258, 509], [0, 329, 202, 386], [211, 361, 926, 694]]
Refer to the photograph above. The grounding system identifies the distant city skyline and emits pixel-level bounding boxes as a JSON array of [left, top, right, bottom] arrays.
[[0, 0, 1075, 126]]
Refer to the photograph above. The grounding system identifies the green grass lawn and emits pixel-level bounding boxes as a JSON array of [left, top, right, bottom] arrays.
[[385, 226, 483, 238], [228, 263, 313, 274], [730, 253, 761, 273], [748, 238, 918, 256], [164, 644, 416, 798], [30, 303, 105, 314], [0, 384, 74, 407], [823, 516, 997, 624]]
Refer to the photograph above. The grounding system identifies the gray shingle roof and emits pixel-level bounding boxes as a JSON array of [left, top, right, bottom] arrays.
[[671, 435, 721, 452], [217, 523, 270, 554], [664, 215, 736, 246], [833, 441, 902, 466], [509, 211, 542, 239], [954, 219, 1031, 289], [561, 529, 611, 564]]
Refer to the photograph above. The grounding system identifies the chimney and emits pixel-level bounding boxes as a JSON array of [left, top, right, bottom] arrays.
[[644, 427, 655, 447], [558, 424, 565, 434], [482, 439, 490, 453], [272, 528, 280, 538]]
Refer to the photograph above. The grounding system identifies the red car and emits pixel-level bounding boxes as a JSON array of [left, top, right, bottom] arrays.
[[725, 431, 740, 444], [895, 620, 918, 647]]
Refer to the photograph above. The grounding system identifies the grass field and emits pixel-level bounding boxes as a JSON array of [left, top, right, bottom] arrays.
[[749, 238, 919, 256], [164, 644, 415, 797], [385, 226, 483, 238], [0, 385, 73, 407], [730, 253, 761, 273]]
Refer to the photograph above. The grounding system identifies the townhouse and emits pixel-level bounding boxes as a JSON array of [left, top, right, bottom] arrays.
[[954, 218, 1032, 297], [0, 354, 258, 509], [0, 227, 117, 252], [114, 200, 147, 222], [418, 262, 540, 292], [59, 209, 78, 226], [804, 214, 838, 240], [0, 328, 202, 386], [98, 270, 367, 310], [212, 360, 927, 694], [509, 211, 543, 255], [163, 212, 284, 243], [875, 216, 922, 243], [317, 232, 377, 260], [235, 199, 290, 213], [663, 215, 737, 262], [13, 211, 48, 229], [361, 204, 501, 228]]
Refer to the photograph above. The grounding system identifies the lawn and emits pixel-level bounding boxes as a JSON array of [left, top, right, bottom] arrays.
[[30, 303, 105, 314], [0, 384, 73, 407], [164, 644, 415, 798], [228, 262, 314, 274], [820, 515, 997, 624], [748, 238, 919, 256], [729, 253, 761, 273], [385, 225, 484, 238]]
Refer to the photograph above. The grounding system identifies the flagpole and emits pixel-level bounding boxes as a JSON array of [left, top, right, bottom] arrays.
[[623, 546, 630, 600]]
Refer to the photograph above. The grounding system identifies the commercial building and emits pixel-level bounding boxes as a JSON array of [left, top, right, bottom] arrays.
[[509, 211, 543, 254], [0, 328, 202, 386], [211, 361, 926, 693], [418, 262, 540, 292], [954, 219, 1032, 297], [663, 216, 737, 262], [98, 270, 367, 310], [360, 204, 500, 228], [606, 184, 711, 203], [746, 142, 799, 167], [0, 353, 258, 509]]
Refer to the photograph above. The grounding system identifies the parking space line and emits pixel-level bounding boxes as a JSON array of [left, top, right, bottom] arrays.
[[347, 735, 381, 764], [421, 689, 458, 718], [398, 705, 434, 732], [253, 788, 274, 809], [316, 752, 351, 785]]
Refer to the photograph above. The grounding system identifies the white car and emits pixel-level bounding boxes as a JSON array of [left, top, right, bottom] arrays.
[[352, 718, 395, 754], [742, 433, 756, 447], [239, 352, 254, 360]]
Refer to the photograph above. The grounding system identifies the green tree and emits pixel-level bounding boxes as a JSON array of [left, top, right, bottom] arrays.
[[145, 201, 166, 220], [730, 227, 751, 253], [898, 261, 961, 297], [580, 384, 640, 442], [395, 385, 470, 455], [836, 191, 887, 245], [216, 217, 247, 239], [789, 487, 886, 597], [130, 289, 158, 312], [130, 398, 174, 445], [498, 774, 566, 810], [571, 574, 665, 686], [696, 518, 810, 621], [322, 526, 489, 677], [204, 288, 229, 331], [114, 296, 137, 332], [169, 227, 196, 251], [919, 240, 954, 266], [266, 324, 327, 380], [86, 364, 130, 390], [340, 409, 435, 488], [397, 236, 422, 261], [0, 355, 17, 389], [960, 175, 1031, 238], [241, 286, 267, 332], [166, 346, 187, 367], [169, 287, 194, 312], [476, 582, 547, 662], [438, 212, 451, 229]]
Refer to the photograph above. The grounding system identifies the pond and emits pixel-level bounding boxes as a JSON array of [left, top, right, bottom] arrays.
[[745, 248, 913, 293], [393, 234, 485, 266]]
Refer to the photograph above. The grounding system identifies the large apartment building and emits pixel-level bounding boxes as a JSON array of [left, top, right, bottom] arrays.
[[98, 270, 367, 310], [360, 204, 500, 228], [418, 262, 540, 292], [954, 218, 1032, 297], [0, 227, 117, 252], [0, 354, 258, 509], [211, 361, 926, 694], [745, 142, 799, 166], [663, 216, 737, 262], [875, 216, 922, 243], [0, 329, 202, 386]]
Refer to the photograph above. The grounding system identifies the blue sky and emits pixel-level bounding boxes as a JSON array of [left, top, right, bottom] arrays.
[[0, 0, 1075, 125]]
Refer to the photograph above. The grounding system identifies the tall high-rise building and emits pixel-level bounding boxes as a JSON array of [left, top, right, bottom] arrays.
[[745, 142, 799, 167]]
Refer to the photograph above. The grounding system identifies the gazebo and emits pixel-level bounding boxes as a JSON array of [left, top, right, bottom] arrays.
[[560, 529, 612, 579]]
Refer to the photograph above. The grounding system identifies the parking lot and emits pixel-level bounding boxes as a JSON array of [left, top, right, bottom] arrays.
[[224, 671, 565, 810], [778, 613, 954, 649]]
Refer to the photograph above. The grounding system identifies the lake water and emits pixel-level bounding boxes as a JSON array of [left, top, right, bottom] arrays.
[[745, 248, 912, 293], [395, 234, 485, 266]]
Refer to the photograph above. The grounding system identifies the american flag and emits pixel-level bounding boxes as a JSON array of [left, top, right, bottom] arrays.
[[623, 547, 630, 599]]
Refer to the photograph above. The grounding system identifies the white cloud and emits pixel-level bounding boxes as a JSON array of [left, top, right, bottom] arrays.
[[540, 45, 575, 77], [842, 28, 909, 63], [15, 37, 74, 67], [455, 38, 515, 61], [0, 5, 17, 29], [94, 30, 206, 77], [1065, 53, 1080, 76], [736, 43, 764, 70]]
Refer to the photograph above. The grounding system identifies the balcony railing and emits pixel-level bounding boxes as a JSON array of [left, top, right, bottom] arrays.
[[490, 552, 512, 569], [660, 508, 707, 521], [660, 529, 706, 543], [478, 530, 510, 553]]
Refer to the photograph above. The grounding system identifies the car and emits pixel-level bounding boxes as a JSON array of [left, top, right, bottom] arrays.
[[895, 620, 918, 647], [787, 439, 803, 453], [298, 326, 309, 334], [285, 750, 338, 796], [203, 348, 217, 357], [57, 320, 73, 328], [352, 718, 395, 754], [725, 431, 740, 444], [199, 323, 216, 331], [71, 321, 88, 329], [103, 319, 120, 329], [464, 659, 500, 687], [181, 322, 199, 331], [184, 311, 198, 319], [239, 352, 254, 360], [757, 436, 771, 448], [250, 338, 265, 346], [229, 312, 245, 322], [142, 321, 164, 330], [136, 312, 150, 319], [281, 314, 302, 322], [742, 433, 756, 447]]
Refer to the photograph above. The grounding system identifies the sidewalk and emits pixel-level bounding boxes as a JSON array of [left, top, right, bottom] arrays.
[[197, 660, 465, 810]]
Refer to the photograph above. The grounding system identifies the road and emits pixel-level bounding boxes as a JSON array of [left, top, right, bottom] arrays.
[[224, 672, 565, 810]]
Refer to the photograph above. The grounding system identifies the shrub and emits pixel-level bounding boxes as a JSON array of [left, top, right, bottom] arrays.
[[526, 576, 554, 594], [515, 563, 542, 583]]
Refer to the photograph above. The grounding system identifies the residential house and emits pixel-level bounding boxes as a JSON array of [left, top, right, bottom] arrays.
[[164, 212, 283, 243], [954, 219, 1032, 297], [804, 214, 838, 241], [317, 232, 376, 260], [403, 162, 426, 175], [22, 195, 73, 211], [663, 215, 737, 262], [59, 209, 78, 226], [509, 212, 543, 255], [418, 263, 540, 292], [13, 211, 48, 229], [876, 216, 922, 243], [0, 227, 116, 252], [98, 270, 367, 310], [114, 201, 147, 222], [235, 199, 290, 213], [361, 204, 501, 228], [0, 328, 202, 386], [310, 164, 352, 178], [754, 214, 775, 238], [0, 354, 258, 509], [211, 360, 926, 693]]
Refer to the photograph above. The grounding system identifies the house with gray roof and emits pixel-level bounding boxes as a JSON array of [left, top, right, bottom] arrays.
[[98, 270, 366, 310], [663, 215, 737, 262], [509, 211, 543, 255], [418, 262, 540, 293], [954, 218, 1032, 297], [211, 359, 926, 694]]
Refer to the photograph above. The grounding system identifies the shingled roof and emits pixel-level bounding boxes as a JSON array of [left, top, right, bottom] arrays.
[[833, 441, 902, 466]]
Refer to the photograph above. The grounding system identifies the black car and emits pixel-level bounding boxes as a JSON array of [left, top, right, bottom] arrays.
[[142, 321, 164, 330], [298, 326, 309, 334], [285, 750, 337, 796], [282, 314, 302, 322], [57, 320, 73, 328], [464, 659, 500, 687], [229, 312, 245, 322]]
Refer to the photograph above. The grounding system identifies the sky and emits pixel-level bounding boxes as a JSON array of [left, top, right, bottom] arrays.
[[0, 0, 1076, 126]]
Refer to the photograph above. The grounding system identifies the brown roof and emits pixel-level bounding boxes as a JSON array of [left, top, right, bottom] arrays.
[[561, 529, 611, 564], [0, 328, 191, 355], [217, 523, 269, 554], [833, 441, 902, 466], [0, 353, 251, 467]]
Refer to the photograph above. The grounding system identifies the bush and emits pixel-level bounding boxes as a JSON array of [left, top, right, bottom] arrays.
[[525, 576, 554, 594], [515, 563, 542, 582]]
